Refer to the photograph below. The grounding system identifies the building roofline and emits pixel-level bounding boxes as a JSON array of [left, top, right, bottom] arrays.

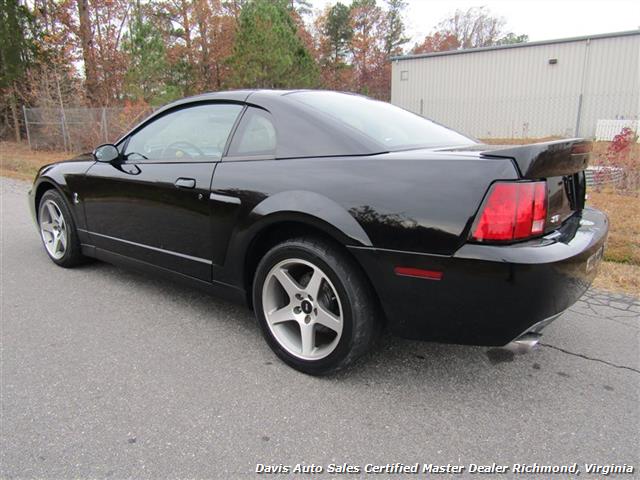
[[391, 29, 640, 62]]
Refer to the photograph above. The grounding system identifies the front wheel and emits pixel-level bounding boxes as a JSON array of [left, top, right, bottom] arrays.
[[252, 237, 379, 375], [38, 189, 85, 268]]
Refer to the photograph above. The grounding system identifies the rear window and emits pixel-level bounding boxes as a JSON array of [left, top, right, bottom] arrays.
[[289, 91, 475, 150]]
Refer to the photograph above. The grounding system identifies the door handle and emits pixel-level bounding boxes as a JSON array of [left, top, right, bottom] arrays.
[[175, 178, 196, 189]]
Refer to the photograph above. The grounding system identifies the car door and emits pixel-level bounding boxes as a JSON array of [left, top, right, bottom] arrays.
[[81, 102, 244, 281], [209, 106, 279, 283]]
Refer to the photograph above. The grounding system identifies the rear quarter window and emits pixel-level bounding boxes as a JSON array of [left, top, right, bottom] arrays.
[[227, 108, 277, 157]]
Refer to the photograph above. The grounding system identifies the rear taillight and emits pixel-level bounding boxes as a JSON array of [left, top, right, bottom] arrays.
[[472, 181, 547, 242]]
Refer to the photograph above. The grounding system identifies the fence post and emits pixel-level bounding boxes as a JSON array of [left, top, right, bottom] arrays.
[[22, 106, 32, 149], [102, 107, 108, 142]]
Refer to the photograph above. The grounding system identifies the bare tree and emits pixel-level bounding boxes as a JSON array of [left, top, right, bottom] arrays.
[[437, 6, 504, 49], [77, 0, 98, 104]]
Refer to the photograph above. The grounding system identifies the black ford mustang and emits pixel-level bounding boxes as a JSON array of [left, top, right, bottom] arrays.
[[29, 90, 608, 375]]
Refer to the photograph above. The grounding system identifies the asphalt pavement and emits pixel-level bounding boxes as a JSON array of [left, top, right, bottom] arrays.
[[1, 177, 639, 479]]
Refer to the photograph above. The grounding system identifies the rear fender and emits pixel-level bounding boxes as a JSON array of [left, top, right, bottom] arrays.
[[219, 190, 372, 287], [250, 190, 372, 247]]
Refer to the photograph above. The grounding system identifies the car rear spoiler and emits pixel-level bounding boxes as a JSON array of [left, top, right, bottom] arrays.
[[480, 138, 592, 179]]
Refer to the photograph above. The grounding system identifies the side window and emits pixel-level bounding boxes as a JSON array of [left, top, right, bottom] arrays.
[[227, 108, 276, 157], [125, 103, 243, 162]]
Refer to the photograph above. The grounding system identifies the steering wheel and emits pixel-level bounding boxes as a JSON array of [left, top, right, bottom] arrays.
[[161, 141, 204, 160]]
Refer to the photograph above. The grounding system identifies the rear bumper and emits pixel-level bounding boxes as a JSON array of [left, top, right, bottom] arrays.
[[349, 207, 608, 346]]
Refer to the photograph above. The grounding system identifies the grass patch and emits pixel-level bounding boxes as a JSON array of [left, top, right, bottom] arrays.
[[586, 190, 639, 297], [0, 141, 73, 181], [593, 262, 640, 297], [587, 191, 640, 266]]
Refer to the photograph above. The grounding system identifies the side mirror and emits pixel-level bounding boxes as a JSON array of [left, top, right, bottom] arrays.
[[93, 144, 120, 163]]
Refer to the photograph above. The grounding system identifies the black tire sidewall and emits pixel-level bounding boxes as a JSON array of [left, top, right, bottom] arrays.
[[253, 240, 360, 375]]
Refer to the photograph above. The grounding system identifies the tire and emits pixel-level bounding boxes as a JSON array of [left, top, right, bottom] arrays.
[[37, 189, 85, 268], [252, 236, 379, 375]]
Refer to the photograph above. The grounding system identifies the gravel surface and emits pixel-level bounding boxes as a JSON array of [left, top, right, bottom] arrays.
[[1, 177, 639, 478]]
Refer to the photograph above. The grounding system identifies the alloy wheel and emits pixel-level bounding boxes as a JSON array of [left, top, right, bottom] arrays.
[[39, 199, 68, 260], [261, 258, 343, 360]]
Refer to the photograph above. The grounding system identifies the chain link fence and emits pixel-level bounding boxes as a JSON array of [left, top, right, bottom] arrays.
[[23, 106, 154, 151]]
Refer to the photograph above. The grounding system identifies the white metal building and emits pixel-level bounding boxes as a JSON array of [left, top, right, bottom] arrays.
[[391, 30, 640, 139]]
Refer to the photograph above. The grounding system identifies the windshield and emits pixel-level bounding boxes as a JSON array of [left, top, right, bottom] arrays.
[[289, 91, 476, 150]]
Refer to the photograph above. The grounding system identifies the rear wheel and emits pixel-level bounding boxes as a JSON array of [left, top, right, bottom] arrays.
[[253, 237, 379, 375], [38, 190, 85, 268]]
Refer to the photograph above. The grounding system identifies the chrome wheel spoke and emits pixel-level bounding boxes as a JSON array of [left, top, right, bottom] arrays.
[[41, 222, 54, 233], [46, 202, 60, 223], [267, 305, 294, 326], [315, 305, 342, 334], [300, 323, 316, 356], [42, 230, 54, 243], [53, 234, 62, 254], [304, 268, 323, 298], [274, 267, 303, 298], [59, 231, 67, 251]]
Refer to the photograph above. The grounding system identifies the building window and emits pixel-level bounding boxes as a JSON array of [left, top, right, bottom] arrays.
[[400, 70, 409, 81]]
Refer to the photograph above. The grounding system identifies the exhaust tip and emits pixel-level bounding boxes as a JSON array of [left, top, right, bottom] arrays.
[[504, 333, 541, 354]]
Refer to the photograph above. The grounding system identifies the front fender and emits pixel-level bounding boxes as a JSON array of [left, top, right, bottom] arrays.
[[30, 175, 73, 225], [30, 160, 94, 231]]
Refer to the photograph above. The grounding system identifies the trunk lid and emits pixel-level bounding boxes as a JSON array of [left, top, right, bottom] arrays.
[[478, 138, 591, 179], [479, 139, 591, 230], [438, 138, 591, 233]]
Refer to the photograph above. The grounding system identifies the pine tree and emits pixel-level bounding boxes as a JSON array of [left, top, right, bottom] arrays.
[[383, 0, 408, 56], [228, 0, 318, 89], [0, 0, 39, 141], [324, 2, 352, 63], [123, 5, 178, 105]]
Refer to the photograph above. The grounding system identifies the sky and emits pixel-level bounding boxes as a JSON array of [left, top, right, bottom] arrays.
[[311, 0, 640, 47]]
